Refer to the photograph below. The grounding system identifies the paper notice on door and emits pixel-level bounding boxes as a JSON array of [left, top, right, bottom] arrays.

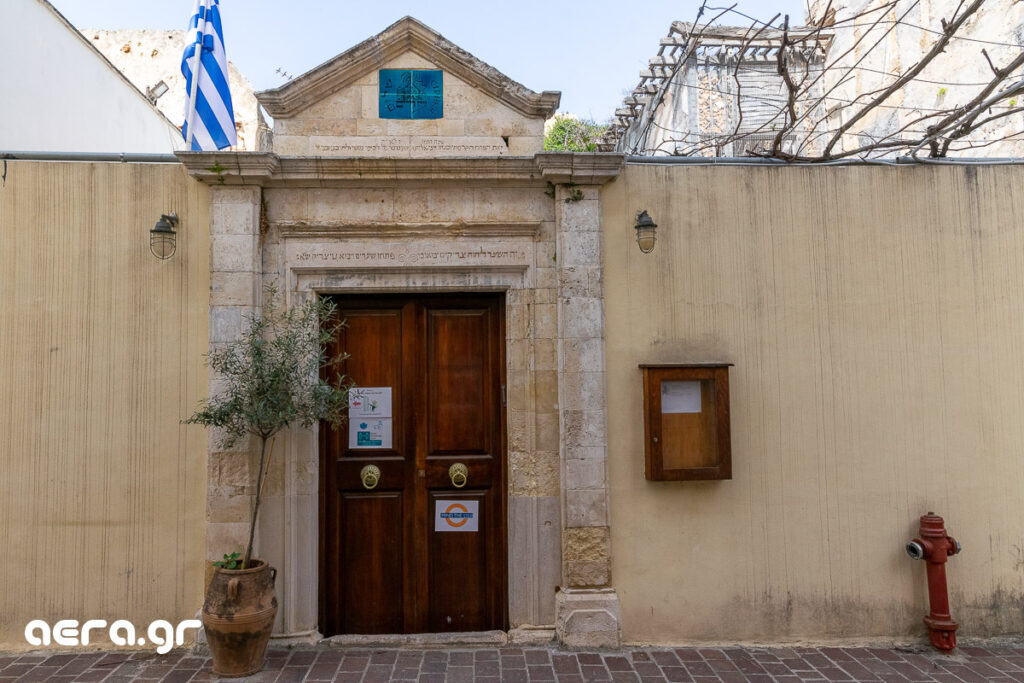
[[348, 387, 393, 449], [349, 418, 392, 449], [661, 381, 702, 414], [434, 500, 479, 532], [349, 387, 392, 418]]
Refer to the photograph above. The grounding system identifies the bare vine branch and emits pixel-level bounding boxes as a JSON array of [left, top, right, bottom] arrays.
[[820, 0, 986, 158], [607, 0, 1024, 161]]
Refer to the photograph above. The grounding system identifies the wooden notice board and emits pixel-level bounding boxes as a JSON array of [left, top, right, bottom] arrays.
[[640, 364, 732, 481]]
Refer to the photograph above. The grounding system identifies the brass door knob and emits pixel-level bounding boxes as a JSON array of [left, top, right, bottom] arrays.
[[448, 463, 468, 488], [360, 465, 381, 490]]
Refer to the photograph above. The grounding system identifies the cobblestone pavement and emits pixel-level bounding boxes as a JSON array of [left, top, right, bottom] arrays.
[[2, 644, 1024, 682]]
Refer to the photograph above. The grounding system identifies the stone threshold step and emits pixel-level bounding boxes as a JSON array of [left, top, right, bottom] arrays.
[[320, 627, 556, 648]]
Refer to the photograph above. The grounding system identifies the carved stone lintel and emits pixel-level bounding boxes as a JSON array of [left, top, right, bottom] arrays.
[[275, 221, 540, 239]]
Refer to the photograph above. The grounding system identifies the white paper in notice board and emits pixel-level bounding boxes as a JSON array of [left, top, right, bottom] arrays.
[[661, 381, 701, 414]]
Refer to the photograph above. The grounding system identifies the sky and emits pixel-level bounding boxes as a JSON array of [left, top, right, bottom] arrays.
[[51, 0, 808, 121]]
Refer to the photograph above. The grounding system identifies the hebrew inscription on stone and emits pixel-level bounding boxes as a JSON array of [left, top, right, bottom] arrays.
[[309, 136, 509, 158], [288, 241, 531, 269]]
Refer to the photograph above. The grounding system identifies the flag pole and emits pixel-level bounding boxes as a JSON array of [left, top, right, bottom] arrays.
[[184, 1, 208, 150]]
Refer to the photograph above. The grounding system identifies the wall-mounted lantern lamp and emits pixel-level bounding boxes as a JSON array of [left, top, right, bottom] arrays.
[[150, 213, 179, 260], [145, 80, 169, 104], [635, 210, 657, 254]]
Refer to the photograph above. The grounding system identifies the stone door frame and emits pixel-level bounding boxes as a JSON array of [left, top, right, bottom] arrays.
[[182, 151, 625, 648], [284, 264, 549, 641]]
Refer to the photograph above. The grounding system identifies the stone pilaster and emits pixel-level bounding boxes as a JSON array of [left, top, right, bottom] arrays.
[[206, 186, 262, 564], [554, 179, 620, 648], [507, 258, 563, 629]]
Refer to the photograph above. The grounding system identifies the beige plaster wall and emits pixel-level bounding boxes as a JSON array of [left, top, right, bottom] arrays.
[[603, 163, 1024, 643], [0, 162, 210, 651], [273, 52, 544, 157]]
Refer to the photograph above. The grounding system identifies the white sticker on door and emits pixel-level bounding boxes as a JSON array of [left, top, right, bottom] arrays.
[[434, 500, 479, 532]]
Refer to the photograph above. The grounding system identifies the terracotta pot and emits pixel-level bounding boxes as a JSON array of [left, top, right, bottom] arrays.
[[202, 560, 278, 678]]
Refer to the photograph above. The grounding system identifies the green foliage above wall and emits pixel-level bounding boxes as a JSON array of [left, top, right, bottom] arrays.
[[544, 114, 608, 152]]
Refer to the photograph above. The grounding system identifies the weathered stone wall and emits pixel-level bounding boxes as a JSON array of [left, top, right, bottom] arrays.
[[617, 53, 826, 157], [83, 29, 262, 151], [182, 150, 625, 646], [806, 0, 1024, 157], [554, 182, 620, 648], [196, 168, 570, 636], [205, 186, 263, 571], [190, 17, 607, 645]]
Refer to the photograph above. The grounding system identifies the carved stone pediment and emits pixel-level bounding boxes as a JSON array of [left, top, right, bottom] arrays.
[[257, 16, 559, 122]]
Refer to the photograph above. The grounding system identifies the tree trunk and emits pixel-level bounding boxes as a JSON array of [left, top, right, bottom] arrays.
[[242, 436, 270, 569]]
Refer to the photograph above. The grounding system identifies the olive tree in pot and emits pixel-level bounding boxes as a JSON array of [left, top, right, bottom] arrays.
[[187, 289, 350, 678]]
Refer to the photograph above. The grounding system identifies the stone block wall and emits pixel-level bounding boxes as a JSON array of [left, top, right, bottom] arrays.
[[206, 186, 263, 567], [553, 183, 620, 648], [272, 53, 544, 158], [184, 151, 625, 647], [256, 179, 565, 634]]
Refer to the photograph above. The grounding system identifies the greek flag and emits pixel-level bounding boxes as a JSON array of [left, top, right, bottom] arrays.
[[181, 0, 236, 150]]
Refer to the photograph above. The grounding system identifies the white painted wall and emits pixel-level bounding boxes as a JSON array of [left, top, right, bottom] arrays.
[[0, 0, 183, 154]]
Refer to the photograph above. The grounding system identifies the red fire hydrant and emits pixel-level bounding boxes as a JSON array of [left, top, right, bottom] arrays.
[[905, 512, 962, 652]]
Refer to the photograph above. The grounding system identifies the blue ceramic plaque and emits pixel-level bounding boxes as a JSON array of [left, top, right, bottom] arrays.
[[379, 69, 443, 119]]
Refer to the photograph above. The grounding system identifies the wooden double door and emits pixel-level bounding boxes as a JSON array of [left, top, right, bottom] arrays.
[[320, 294, 507, 635]]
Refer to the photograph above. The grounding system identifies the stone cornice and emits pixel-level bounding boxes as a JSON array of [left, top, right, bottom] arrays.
[[175, 152, 279, 184], [178, 152, 548, 186], [534, 152, 626, 185], [256, 17, 560, 120], [178, 151, 625, 186]]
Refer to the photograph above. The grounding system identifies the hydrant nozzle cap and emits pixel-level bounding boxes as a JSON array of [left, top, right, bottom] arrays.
[[906, 541, 925, 560]]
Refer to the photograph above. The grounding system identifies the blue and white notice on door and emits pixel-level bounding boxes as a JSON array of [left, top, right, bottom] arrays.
[[435, 500, 479, 532], [348, 387, 393, 449]]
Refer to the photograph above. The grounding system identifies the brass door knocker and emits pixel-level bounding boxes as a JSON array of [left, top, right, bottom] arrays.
[[448, 463, 468, 488], [360, 464, 381, 490]]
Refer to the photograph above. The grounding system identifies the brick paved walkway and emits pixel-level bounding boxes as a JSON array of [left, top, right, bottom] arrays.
[[2, 644, 1024, 682]]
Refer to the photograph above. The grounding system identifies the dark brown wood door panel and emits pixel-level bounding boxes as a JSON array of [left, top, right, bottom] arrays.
[[428, 491, 490, 632], [320, 294, 506, 636], [336, 492, 404, 634], [428, 309, 490, 454]]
